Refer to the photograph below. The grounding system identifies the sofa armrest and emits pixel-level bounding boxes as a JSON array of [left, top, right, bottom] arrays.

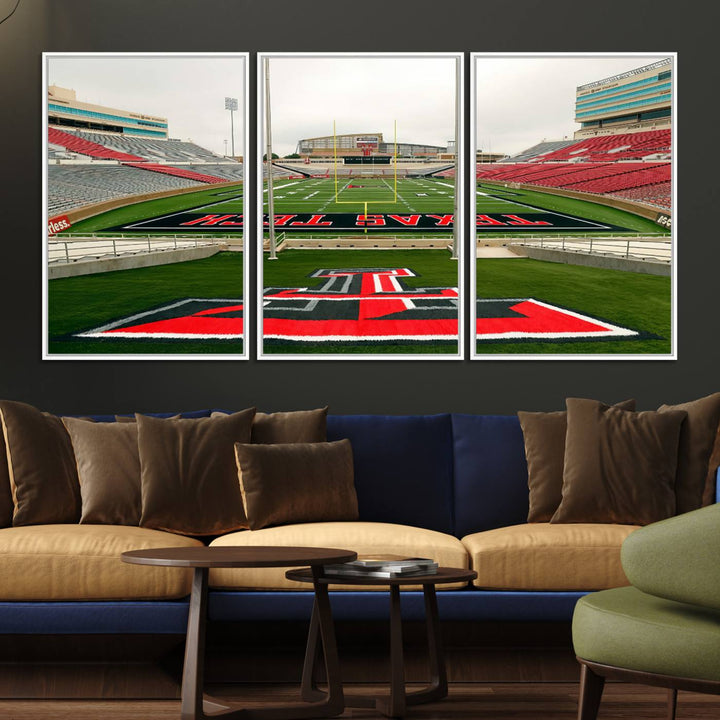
[[621, 503, 720, 611]]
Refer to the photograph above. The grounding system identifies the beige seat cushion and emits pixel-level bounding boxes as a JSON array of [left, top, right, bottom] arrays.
[[462, 523, 639, 591], [0, 525, 203, 600], [209, 521, 469, 591]]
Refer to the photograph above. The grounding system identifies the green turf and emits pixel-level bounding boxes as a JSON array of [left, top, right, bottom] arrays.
[[266, 176, 455, 214], [477, 183, 668, 236], [47, 252, 244, 355], [264, 248, 457, 287], [475, 258, 671, 355], [61, 183, 243, 235], [262, 248, 459, 355]]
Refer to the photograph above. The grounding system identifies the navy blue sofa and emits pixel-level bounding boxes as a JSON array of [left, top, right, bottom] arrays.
[[0, 412, 608, 636]]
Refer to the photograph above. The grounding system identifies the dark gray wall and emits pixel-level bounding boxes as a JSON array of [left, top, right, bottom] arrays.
[[0, 0, 716, 415]]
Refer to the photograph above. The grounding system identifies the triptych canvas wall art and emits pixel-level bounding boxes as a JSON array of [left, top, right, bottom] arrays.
[[43, 52, 674, 361]]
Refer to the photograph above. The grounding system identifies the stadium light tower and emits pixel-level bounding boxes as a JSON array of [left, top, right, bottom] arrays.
[[224, 96, 238, 158]]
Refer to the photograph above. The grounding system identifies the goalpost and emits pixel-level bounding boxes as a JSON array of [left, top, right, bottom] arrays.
[[333, 121, 398, 231]]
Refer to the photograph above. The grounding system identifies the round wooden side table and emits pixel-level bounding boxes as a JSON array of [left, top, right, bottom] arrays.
[[122, 546, 356, 720], [286, 566, 477, 718]]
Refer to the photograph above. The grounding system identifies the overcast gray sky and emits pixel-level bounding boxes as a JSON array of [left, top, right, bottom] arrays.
[[475, 55, 669, 157], [265, 55, 458, 156], [47, 55, 245, 156]]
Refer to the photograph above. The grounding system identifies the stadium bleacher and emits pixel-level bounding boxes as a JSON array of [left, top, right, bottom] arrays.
[[47, 126, 245, 212], [610, 182, 671, 209], [122, 163, 226, 184], [477, 129, 671, 209], [528, 130, 670, 163], [68, 130, 225, 163], [500, 139, 577, 163], [48, 128, 144, 162], [47, 165, 205, 214], [477, 161, 670, 206], [170, 163, 244, 181]]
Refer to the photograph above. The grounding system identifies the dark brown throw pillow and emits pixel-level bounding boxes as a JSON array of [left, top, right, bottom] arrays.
[[0, 430, 13, 528], [658, 393, 720, 514], [551, 398, 686, 525], [138, 409, 255, 536], [212, 407, 328, 444], [0, 400, 81, 525], [234, 440, 358, 531], [62, 417, 141, 526], [252, 407, 328, 444], [519, 399, 636, 522]]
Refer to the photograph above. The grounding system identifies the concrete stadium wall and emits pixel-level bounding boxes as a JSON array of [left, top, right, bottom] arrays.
[[483, 181, 670, 223], [48, 246, 222, 279], [60, 181, 242, 225], [517, 246, 671, 276]]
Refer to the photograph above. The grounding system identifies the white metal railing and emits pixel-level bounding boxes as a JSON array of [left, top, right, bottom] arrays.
[[48, 236, 228, 265], [510, 236, 671, 263]]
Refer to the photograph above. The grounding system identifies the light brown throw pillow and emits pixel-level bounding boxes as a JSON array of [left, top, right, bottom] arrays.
[[212, 407, 328, 444], [518, 399, 635, 522], [138, 409, 255, 536], [234, 440, 358, 531], [0, 400, 81, 525], [658, 393, 720, 514], [552, 398, 686, 525], [62, 417, 141, 525]]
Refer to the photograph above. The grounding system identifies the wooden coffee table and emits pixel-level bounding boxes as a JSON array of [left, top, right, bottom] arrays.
[[286, 566, 477, 718], [122, 546, 356, 720]]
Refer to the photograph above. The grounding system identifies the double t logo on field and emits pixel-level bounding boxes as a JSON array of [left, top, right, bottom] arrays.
[[76, 267, 640, 345]]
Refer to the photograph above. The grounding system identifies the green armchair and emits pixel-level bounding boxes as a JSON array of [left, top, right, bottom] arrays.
[[572, 503, 720, 720]]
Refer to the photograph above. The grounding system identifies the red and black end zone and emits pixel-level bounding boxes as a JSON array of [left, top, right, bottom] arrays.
[[108, 212, 631, 233], [72, 269, 652, 346]]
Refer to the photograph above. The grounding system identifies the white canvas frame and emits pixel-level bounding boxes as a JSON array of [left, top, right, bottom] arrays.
[[470, 52, 677, 361], [42, 52, 250, 361], [256, 52, 465, 361]]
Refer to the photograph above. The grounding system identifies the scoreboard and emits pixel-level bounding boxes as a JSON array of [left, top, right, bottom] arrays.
[[343, 156, 391, 165]]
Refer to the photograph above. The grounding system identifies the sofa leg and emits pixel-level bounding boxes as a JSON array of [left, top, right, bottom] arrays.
[[667, 688, 678, 720], [578, 663, 605, 720]]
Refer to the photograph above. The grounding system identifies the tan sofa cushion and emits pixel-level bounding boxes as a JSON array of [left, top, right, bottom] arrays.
[[462, 523, 639, 591], [0, 525, 203, 600], [209, 521, 469, 591]]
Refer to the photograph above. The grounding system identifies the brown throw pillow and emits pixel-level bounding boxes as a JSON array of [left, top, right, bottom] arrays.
[[0, 400, 81, 525], [115, 414, 181, 423], [62, 417, 141, 525], [552, 398, 686, 525], [658, 393, 720, 514], [138, 409, 255, 536], [234, 440, 358, 531], [212, 407, 328, 444], [519, 399, 636, 522], [0, 430, 13, 528]]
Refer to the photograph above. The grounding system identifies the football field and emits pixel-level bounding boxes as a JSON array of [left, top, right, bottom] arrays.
[[267, 176, 454, 214], [48, 174, 669, 356], [58, 176, 665, 238]]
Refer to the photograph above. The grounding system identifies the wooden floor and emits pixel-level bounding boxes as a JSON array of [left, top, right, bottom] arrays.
[[1, 683, 719, 719]]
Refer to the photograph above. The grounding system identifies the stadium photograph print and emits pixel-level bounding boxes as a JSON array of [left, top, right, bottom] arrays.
[[43, 53, 249, 359], [257, 52, 464, 360], [471, 53, 675, 360]]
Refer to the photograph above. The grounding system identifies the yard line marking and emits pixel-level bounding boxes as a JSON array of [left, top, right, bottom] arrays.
[[381, 178, 415, 212]]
